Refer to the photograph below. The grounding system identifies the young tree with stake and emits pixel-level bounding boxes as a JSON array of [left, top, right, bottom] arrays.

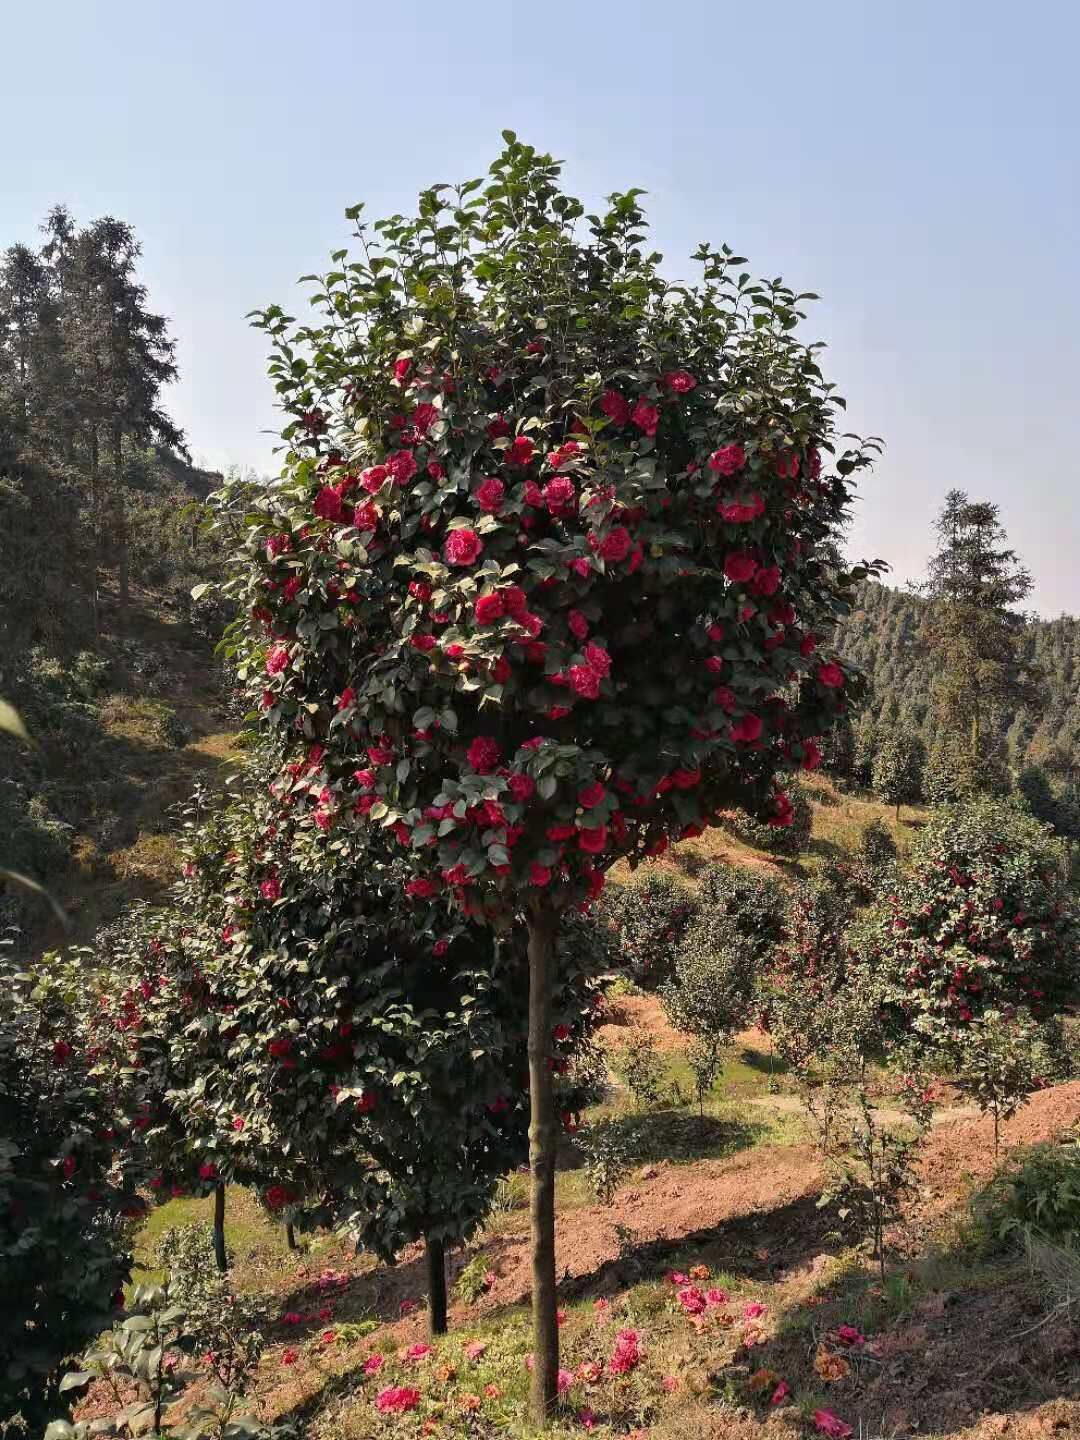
[[231, 135, 879, 1418]]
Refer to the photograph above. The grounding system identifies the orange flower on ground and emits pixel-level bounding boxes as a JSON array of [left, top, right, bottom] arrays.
[[748, 1368, 779, 1393], [814, 1346, 851, 1383], [688, 1264, 710, 1281], [458, 1393, 482, 1413], [483, 1384, 501, 1400]]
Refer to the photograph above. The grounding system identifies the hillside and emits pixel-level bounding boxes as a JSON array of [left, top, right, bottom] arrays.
[[836, 580, 1080, 777]]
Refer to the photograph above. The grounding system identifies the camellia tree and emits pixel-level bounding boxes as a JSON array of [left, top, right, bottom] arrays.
[[87, 761, 610, 1335], [226, 135, 880, 1415], [859, 797, 1078, 1136]]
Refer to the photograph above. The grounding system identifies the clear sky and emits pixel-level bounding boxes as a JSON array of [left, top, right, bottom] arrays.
[[4, 0, 1078, 613]]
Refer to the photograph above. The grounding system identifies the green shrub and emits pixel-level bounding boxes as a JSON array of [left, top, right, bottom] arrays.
[[727, 781, 812, 856], [598, 870, 698, 991], [576, 1119, 635, 1204], [608, 1032, 668, 1109], [974, 1142, 1080, 1250]]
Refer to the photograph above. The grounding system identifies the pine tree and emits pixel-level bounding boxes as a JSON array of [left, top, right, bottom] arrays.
[[920, 490, 1038, 795]]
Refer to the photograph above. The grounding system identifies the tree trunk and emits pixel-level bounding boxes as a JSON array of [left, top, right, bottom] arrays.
[[425, 1234, 448, 1336], [527, 898, 559, 1422], [113, 424, 128, 613], [212, 1183, 228, 1273], [285, 1220, 298, 1250], [90, 426, 101, 638], [895, 802, 901, 824]]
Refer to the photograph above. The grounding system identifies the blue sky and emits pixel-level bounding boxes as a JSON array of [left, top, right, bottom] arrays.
[[4, 0, 1078, 612]]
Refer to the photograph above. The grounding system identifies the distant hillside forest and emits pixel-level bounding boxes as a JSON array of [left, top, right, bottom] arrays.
[[836, 579, 1080, 795]]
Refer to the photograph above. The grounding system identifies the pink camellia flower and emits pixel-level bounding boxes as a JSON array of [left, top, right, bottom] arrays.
[[260, 874, 282, 901], [608, 1328, 641, 1375], [579, 1407, 597, 1430], [813, 1410, 853, 1439], [708, 443, 746, 476], [668, 1271, 690, 1285], [475, 477, 505, 513], [835, 1324, 865, 1347], [743, 1301, 766, 1320], [663, 370, 696, 393], [593, 1298, 609, 1313], [662, 1374, 680, 1392], [705, 1287, 729, 1307], [817, 661, 845, 688], [557, 1368, 574, 1394], [474, 593, 505, 625], [771, 1379, 790, 1406], [723, 550, 757, 584], [467, 736, 502, 774], [265, 645, 290, 676], [583, 642, 611, 677], [677, 1285, 706, 1316], [404, 1343, 432, 1364], [444, 528, 483, 567], [363, 1353, 385, 1376], [375, 1386, 420, 1414], [569, 665, 600, 699], [464, 1340, 488, 1362]]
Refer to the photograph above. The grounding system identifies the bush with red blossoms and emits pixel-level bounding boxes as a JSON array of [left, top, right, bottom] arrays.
[[229, 134, 879, 1415], [0, 948, 141, 1428], [863, 797, 1077, 1047]]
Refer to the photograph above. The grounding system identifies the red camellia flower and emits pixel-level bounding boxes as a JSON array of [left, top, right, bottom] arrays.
[[569, 665, 601, 699], [596, 527, 631, 563], [467, 736, 502, 773], [753, 565, 781, 597], [199, 1162, 218, 1181], [387, 449, 418, 485], [723, 551, 757, 584], [392, 358, 413, 385], [731, 713, 763, 744], [708, 443, 746, 477], [473, 476, 505, 513], [52, 1040, 73, 1065], [405, 877, 438, 899], [578, 782, 605, 808], [542, 476, 577, 517], [313, 484, 345, 522], [265, 645, 290, 676], [801, 738, 823, 771], [444, 528, 483, 566], [474, 593, 506, 625], [260, 874, 282, 901], [599, 389, 631, 426], [508, 772, 535, 803], [507, 435, 535, 466], [60, 1155, 77, 1181], [530, 863, 552, 887], [663, 370, 696, 393], [631, 398, 659, 436], [817, 661, 845, 688], [578, 825, 607, 854]]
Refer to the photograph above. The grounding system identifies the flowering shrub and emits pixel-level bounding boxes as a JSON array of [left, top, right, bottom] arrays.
[[598, 869, 699, 990], [227, 133, 877, 1413], [725, 778, 813, 856], [694, 861, 787, 960], [864, 797, 1078, 1048], [0, 948, 140, 1431]]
